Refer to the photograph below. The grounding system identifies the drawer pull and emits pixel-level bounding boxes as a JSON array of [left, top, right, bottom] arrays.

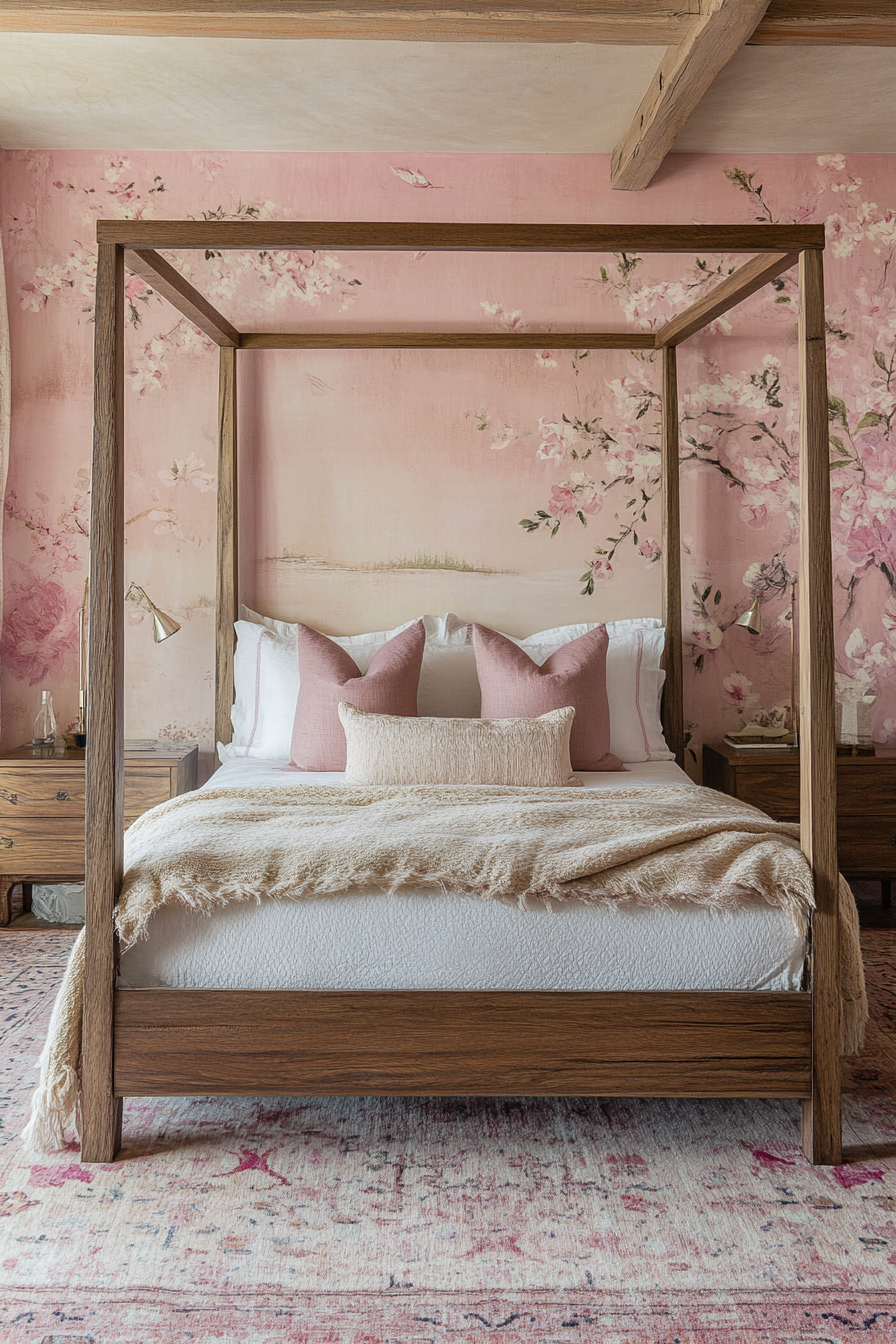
[[0, 837, 12, 849], [56, 790, 70, 802]]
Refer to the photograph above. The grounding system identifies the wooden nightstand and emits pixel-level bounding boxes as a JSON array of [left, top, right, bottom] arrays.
[[703, 741, 896, 906], [0, 741, 198, 925]]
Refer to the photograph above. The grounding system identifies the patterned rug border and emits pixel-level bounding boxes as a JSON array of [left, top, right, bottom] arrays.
[[4, 1287, 896, 1342]]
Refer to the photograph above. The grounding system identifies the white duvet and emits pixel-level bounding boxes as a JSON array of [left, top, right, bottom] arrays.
[[116, 759, 806, 993]]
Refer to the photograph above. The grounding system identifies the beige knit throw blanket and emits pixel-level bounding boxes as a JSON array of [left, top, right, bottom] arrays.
[[24, 783, 867, 1152]]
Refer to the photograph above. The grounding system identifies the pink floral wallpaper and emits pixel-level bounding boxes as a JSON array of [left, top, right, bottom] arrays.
[[1, 149, 895, 771]]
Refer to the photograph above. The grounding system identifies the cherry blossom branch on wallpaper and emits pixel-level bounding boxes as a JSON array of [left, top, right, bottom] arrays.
[[17, 162, 362, 395]]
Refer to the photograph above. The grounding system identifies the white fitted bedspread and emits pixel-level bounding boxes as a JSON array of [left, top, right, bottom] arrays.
[[117, 759, 806, 993]]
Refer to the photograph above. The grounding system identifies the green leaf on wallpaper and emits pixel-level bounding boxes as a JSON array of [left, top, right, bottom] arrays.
[[577, 511, 587, 526], [714, 590, 722, 605], [702, 585, 712, 602], [695, 654, 705, 673], [828, 395, 849, 427], [856, 411, 886, 430], [600, 267, 609, 283], [830, 435, 847, 454], [829, 461, 852, 470], [874, 349, 889, 371], [633, 532, 639, 544], [774, 296, 791, 304]]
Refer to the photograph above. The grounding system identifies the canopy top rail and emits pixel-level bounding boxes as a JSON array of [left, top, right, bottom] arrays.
[[109, 224, 813, 352], [98, 220, 825, 254]]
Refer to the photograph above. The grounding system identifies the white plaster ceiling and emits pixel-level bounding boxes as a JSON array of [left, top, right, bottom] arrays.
[[0, 33, 893, 154]]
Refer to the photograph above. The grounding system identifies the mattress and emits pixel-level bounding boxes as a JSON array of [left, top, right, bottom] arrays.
[[117, 759, 806, 993]]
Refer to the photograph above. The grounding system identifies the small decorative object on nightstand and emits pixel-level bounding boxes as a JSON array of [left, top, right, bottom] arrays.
[[704, 740, 896, 907], [0, 740, 198, 926]]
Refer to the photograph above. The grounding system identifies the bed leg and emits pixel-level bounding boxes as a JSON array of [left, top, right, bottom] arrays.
[[801, 1093, 841, 1167], [81, 1094, 122, 1164]]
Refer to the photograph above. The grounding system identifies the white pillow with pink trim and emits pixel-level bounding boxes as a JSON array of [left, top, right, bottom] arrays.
[[509, 620, 671, 764]]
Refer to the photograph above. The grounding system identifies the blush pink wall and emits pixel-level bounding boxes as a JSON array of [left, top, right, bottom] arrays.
[[2, 149, 895, 770]]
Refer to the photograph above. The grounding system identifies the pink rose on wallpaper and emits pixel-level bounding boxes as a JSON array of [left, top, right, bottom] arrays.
[[638, 538, 661, 563], [549, 474, 601, 519], [535, 350, 558, 369], [588, 557, 613, 582], [845, 522, 880, 574], [1, 573, 79, 686], [548, 484, 581, 518]]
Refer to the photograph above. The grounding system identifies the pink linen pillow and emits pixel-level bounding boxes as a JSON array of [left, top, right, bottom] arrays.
[[472, 623, 623, 772], [288, 620, 425, 771]]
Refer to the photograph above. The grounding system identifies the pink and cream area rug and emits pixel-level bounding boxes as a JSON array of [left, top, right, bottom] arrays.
[[2, 932, 896, 1343]]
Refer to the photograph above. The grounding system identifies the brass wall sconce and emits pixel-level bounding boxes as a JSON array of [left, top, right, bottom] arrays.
[[126, 583, 182, 643]]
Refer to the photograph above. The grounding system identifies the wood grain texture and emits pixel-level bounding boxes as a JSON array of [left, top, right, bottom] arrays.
[[655, 252, 798, 348], [8, 2, 892, 45], [98, 220, 826, 254], [114, 989, 812, 1098], [751, 0, 896, 44], [611, 0, 771, 192], [215, 346, 238, 753], [82, 242, 124, 1164], [660, 346, 685, 768], [239, 331, 657, 350], [123, 249, 239, 348], [797, 247, 841, 1167], [0, 1, 701, 43]]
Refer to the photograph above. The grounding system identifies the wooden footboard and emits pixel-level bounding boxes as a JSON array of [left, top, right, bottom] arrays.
[[113, 989, 812, 1099]]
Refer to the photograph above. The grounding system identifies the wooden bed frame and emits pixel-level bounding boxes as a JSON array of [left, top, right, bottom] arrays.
[[84, 221, 840, 1165]]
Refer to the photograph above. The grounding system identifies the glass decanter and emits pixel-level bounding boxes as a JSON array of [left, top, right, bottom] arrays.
[[32, 690, 57, 745]]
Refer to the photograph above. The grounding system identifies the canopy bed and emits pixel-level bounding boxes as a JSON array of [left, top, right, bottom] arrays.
[[77, 219, 843, 1167]]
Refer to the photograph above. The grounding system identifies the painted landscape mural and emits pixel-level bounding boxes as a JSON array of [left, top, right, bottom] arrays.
[[2, 149, 895, 771]]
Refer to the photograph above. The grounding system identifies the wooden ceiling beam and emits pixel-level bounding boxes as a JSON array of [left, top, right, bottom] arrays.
[[655, 250, 798, 347], [750, 1, 896, 45], [0, 1, 699, 44], [1, 2, 893, 43], [611, 0, 771, 192], [124, 248, 240, 347]]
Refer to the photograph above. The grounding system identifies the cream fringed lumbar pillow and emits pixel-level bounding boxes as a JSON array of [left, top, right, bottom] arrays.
[[338, 702, 579, 787]]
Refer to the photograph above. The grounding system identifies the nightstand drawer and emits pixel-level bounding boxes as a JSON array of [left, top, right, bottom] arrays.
[[124, 770, 172, 815], [733, 767, 799, 819], [0, 769, 85, 817], [837, 766, 896, 815], [837, 816, 896, 872], [0, 818, 84, 873]]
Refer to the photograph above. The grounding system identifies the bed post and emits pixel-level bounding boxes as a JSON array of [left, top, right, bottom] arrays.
[[82, 241, 125, 1162], [797, 246, 841, 1166], [215, 346, 238, 754], [660, 344, 685, 767]]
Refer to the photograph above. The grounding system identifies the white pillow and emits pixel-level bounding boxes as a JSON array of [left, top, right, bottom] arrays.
[[219, 608, 672, 765], [510, 621, 671, 764], [221, 610, 419, 762], [445, 614, 670, 763], [340, 702, 577, 787]]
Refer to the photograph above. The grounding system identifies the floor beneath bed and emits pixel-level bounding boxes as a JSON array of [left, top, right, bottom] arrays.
[[2, 930, 896, 1343]]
